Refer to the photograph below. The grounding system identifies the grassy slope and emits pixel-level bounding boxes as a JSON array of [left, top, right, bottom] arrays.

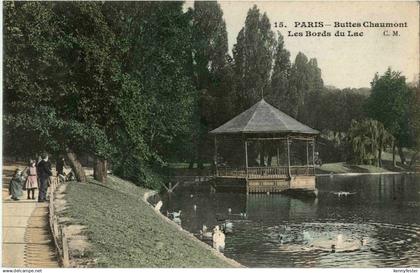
[[317, 150, 416, 174], [60, 175, 232, 268], [316, 162, 390, 174]]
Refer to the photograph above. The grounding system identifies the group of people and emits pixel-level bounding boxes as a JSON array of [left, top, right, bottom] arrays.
[[8, 155, 66, 202]]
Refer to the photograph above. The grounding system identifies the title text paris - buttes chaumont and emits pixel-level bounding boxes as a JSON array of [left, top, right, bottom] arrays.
[[293, 21, 408, 28]]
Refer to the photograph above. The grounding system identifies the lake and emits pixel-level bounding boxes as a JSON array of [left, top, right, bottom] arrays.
[[156, 174, 420, 267]]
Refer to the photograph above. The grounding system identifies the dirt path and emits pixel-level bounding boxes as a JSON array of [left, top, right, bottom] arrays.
[[2, 163, 58, 268]]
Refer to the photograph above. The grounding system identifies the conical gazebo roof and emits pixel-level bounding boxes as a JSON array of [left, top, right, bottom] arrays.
[[210, 99, 319, 135]]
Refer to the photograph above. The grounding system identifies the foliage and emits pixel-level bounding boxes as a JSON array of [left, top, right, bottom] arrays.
[[348, 119, 394, 165], [232, 5, 276, 114], [104, 2, 197, 186], [4, 1, 196, 188], [189, 1, 231, 167], [366, 68, 411, 147], [408, 86, 420, 152], [267, 33, 291, 114], [313, 88, 367, 132], [3, 2, 116, 160]]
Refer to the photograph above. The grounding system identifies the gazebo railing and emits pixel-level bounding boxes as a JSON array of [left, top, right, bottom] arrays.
[[216, 165, 315, 178], [290, 165, 315, 176], [217, 167, 247, 178], [247, 166, 288, 178]]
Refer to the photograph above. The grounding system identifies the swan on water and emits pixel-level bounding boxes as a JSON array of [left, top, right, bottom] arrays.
[[333, 191, 356, 197], [167, 210, 182, 218], [221, 221, 233, 233], [154, 201, 163, 212], [173, 217, 182, 225], [200, 225, 213, 239]]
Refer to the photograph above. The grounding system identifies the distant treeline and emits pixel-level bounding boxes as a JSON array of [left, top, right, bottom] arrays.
[[4, 2, 420, 189]]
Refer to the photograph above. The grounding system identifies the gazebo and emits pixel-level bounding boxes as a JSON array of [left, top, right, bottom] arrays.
[[209, 99, 319, 194]]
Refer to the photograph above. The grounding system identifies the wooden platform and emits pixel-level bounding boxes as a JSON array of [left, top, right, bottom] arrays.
[[247, 178, 289, 193], [247, 176, 316, 193], [213, 175, 316, 195]]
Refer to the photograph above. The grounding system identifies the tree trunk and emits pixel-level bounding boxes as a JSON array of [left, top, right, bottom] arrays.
[[188, 159, 194, 169], [392, 142, 396, 167], [378, 148, 382, 167], [259, 150, 265, 166], [65, 148, 86, 183], [409, 151, 419, 168], [398, 145, 406, 165], [94, 157, 107, 183]]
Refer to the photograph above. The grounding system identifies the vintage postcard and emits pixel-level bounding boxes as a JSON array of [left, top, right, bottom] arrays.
[[2, 0, 420, 271]]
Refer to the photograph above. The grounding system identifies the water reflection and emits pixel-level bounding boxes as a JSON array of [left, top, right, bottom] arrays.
[[157, 174, 420, 267]]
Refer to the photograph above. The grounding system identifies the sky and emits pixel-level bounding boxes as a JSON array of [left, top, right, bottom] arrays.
[[186, 1, 419, 89]]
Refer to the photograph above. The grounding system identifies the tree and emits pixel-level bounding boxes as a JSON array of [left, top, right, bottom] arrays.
[[287, 52, 310, 118], [348, 119, 393, 166], [111, 2, 196, 189], [232, 5, 276, 114], [190, 1, 229, 168], [366, 68, 411, 166], [53, 2, 122, 182], [408, 85, 420, 168], [267, 33, 291, 112], [4, 2, 122, 183]]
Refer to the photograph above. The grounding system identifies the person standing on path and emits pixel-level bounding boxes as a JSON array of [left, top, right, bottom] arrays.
[[37, 154, 52, 202], [56, 156, 65, 176], [25, 160, 38, 200]]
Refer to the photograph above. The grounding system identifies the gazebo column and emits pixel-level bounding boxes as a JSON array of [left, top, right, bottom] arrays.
[[312, 138, 316, 174], [245, 140, 249, 177], [287, 138, 292, 178], [214, 136, 218, 176], [306, 140, 309, 173]]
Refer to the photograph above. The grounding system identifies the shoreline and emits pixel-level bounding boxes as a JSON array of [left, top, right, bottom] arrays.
[[142, 190, 244, 268], [316, 171, 416, 177]]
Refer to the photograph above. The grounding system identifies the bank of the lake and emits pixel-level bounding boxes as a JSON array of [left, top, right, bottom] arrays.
[[316, 162, 411, 175], [57, 175, 238, 267]]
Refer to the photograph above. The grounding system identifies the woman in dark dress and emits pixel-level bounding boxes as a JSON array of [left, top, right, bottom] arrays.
[[9, 168, 24, 201]]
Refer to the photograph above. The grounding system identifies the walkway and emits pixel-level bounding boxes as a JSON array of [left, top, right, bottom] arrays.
[[2, 163, 58, 268]]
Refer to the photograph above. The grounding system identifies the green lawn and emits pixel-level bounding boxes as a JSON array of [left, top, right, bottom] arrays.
[[317, 162, 392, 174], [59, 175, 233, 268]]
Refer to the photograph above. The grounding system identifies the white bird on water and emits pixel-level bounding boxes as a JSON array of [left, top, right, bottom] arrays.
[[221, 221, 233, 233], [200, 225, 213, 239], [154, 201, 163, 212], [334, 191, 355, 197], [167, 210, 182, 218]]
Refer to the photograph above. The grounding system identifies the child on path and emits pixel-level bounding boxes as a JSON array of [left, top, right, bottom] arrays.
[[25, 160, 38, 200]]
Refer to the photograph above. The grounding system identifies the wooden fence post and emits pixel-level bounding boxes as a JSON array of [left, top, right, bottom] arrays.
[[62, 231, 70, 267]]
